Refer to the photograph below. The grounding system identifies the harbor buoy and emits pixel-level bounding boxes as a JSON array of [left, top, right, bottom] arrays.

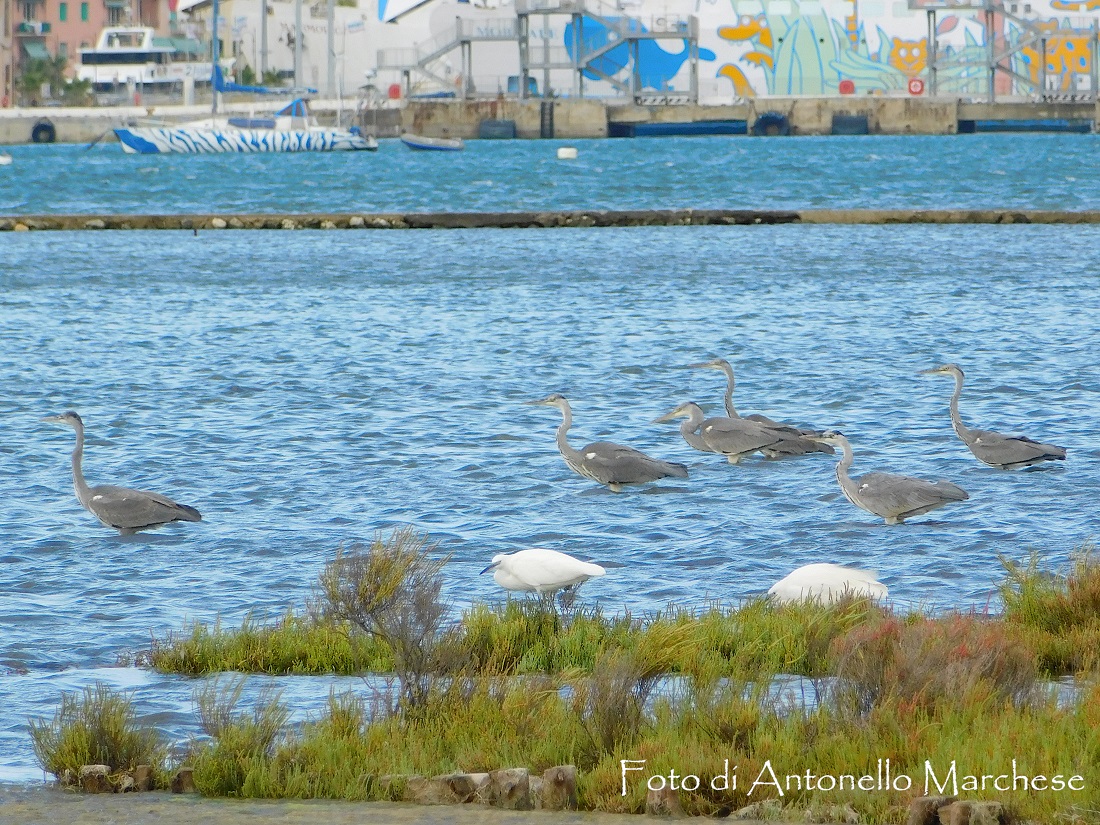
[[557, 147, 578, 159]]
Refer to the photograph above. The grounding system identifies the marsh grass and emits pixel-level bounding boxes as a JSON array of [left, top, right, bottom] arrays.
[[29, 682, 165, 779], [149, 611, 393, 676], [123, 542, 1100, 820], [1000, 544, 1100, 674]]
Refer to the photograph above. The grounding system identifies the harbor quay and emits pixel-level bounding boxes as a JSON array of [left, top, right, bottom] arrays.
[[2, 95, 1099, 145]]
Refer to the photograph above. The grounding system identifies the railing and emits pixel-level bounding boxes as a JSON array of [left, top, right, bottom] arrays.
[[16, 21, 52, 34]]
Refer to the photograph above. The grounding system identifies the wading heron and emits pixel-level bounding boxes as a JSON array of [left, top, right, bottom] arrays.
[[920, 363, 1067, 469], [527, 394, 688, 492], [653, 401, 784, 464], [768, 563, 888, 605], [811, 430, 969, 525], [689, 358, 832, 457], [44, 411, 202, 534], [481, 548, 606, 595]]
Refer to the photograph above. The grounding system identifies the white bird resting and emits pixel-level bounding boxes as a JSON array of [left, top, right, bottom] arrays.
[[480, 548, 606, 596], [767, 563, 888, 605]]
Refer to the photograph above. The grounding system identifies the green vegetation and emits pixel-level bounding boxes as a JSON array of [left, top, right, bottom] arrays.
[[29, 682, 165, 780], [33, 535, 1100, 823], [17, 56, 92, 106]]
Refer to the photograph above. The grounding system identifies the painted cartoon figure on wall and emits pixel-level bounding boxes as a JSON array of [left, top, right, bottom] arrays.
[[708, 0, 1095, 98], [563, 17, 717, 91]]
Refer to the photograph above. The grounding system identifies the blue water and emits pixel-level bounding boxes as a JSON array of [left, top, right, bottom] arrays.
[[1, 138, 1099, 785], [2, 133, 1100, 213]]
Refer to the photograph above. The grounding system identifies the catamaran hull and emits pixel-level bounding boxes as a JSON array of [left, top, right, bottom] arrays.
[[114, 126, 377, 154]]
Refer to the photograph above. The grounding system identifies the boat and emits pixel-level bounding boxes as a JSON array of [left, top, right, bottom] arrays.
[[400, 133, 465, 151], [114, 96, 378, 153], [112, 0, 376, 154], [77, 27, 218, 92]]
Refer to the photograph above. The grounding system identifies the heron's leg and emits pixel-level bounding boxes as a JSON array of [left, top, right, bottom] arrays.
[[884, 516, 902, 526], [608, 482, 623, 492], [726, 454, 742, 464]]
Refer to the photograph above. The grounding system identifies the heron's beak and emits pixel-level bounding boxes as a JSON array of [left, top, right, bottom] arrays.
[[42, 414, 66, 425], [653, 410, 681, 424], [479, 562, 499, 575], [918, 367, 942, 376], [686, 361, 717, 369], [808, 430, 842, 443]]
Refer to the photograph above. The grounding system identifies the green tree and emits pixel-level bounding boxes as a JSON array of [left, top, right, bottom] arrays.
[[16, 55, 92, 106]]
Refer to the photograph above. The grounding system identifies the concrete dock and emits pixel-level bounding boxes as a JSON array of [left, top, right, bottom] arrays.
[[1, 96, 1098, 145]]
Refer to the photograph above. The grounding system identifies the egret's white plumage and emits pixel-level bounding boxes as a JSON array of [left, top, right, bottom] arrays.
[[480, 548, 606, 594], [768, 563, 888, 605]]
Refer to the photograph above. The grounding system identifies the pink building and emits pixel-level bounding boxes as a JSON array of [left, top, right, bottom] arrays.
[[3, 0, 173, 103]]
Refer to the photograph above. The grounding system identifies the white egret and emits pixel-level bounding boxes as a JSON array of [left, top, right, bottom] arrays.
[[480, 548, 606, 596], [768, 563, 888, 605]]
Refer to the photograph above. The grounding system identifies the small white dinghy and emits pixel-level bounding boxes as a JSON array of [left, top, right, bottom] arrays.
[[400, 133, 464, 151]]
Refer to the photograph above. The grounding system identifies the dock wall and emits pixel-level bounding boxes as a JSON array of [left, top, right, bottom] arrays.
[[2, 97, 1099, 145]]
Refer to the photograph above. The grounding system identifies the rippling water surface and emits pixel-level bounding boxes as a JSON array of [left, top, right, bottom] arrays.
[[1, 142, 1099, 784], [3, 133, 1100, 213]]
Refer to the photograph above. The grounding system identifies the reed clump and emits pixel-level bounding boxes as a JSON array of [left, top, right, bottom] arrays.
[[149, 611, 393, 676], [29, 682, 165, 780], [1000, 544, 1100, 674]]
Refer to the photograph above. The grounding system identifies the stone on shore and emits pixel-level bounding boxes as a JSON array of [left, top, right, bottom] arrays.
[[483, 767, 532, 810], [170, 766, 196, 794], [908, 796, 958, 825], [78, 764, 113, 793], [541, 765, 578, 810], [645, 785, 685, 817], [132, 764, 155, 791]]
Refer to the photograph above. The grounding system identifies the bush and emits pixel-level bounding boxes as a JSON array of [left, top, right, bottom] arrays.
[[29, 683, 164, 778], [830, 614, 1037, 716], [317, 528, 460, 711]]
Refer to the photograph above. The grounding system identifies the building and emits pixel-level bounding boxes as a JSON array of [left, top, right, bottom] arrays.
[[2, 0, 174, 103]]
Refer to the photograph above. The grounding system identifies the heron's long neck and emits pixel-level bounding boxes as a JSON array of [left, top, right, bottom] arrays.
[[833, 437, 860, 499], [70, 424, 94, 509], [720, 365, 741, 419], [554, 403, 586, 466], [679, 408, 709, 451], [948, 372, 972, 441]]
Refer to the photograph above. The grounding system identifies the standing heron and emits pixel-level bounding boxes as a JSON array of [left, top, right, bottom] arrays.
[[920, 363, 1067, 469], [653, 401, 785, 464], [527, 394, 688, 491], [811, 430, 969, 525], [689, 358, 832, 456], [768, 563, 888, 605], [44, 411, 202, 534]]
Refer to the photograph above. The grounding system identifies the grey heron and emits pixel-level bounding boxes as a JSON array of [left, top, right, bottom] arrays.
[[44, 411, 202, 534], [653, 401, 785, 463], [689, 358, 833, 456], [768, 563, 888, 605], [812, 430, 969, 525], [527, 394, 688, 491], [480, 548, 606, 595], [920, 363, 1067, 469]]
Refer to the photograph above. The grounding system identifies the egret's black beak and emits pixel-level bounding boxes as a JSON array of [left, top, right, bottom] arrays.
[[479, 563, 498, 575]]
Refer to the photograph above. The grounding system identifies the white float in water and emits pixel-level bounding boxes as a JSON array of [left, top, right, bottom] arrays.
[[557, 147, 578, 160]]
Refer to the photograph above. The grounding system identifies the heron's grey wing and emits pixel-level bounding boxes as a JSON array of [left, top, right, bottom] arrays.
[[855, 472, 968, 518], [967, 428, 1067, 468], [760, 432, 835, 456], [88, 484, 202, 530], [699, 417, 783, 454], [744, 413, 827, 439], [582, 441, 688, 483]]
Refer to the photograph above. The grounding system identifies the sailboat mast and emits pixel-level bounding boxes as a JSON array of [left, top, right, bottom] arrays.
[[211, 0, 219, 114]]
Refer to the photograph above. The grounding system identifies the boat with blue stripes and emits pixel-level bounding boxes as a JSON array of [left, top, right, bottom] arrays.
[[114, 98, 377, 154]]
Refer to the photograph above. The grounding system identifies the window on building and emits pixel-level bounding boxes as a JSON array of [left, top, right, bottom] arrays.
[[59, 42, 68, 58], [22, 1, 37, 20], [80, 1, 88, 20], [59, 2, 67, 20], [107, 5, 124, 23]]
